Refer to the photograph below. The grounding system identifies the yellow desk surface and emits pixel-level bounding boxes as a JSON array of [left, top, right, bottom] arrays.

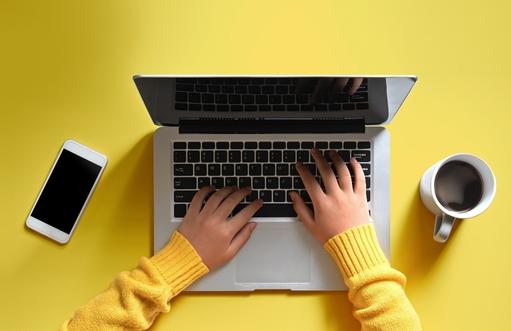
[[1, 1, 510, 329]]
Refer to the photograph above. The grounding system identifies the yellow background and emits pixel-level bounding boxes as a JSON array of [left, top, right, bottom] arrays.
[[1, 0, 510, 329]]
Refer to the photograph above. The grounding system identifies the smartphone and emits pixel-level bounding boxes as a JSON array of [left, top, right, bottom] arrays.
[[26, 140, 107, 244]]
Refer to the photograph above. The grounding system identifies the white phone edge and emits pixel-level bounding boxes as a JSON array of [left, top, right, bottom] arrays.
[[25, 139, 107, 244]]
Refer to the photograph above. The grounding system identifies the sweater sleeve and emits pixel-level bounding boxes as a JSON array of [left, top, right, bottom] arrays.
[[324, 224, 421, 331], [60, 231, 209, 331]]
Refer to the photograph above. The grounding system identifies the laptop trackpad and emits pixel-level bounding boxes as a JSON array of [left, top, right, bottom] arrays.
[[235, 223, 311, 284]]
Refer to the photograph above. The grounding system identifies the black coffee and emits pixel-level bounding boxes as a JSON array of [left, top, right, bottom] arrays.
[[434, 161, 483, 212]]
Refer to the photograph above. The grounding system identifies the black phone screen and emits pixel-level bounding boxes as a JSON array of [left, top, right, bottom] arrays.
[[31, 149, 102, 234]]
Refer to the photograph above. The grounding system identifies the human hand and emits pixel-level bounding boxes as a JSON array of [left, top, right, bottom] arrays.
[[289, 149, 370, 243], [296, 77, 364, 103], [178, 186, 263, 270]]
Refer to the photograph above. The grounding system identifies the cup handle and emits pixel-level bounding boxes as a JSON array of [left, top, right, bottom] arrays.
[[433, 214, 456, 243]]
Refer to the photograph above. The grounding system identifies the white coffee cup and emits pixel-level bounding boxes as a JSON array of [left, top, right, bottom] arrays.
[[419, 153, 496, 243]]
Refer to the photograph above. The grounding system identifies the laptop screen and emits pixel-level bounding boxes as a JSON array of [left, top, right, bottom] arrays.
[[134, 76, 416, 126]]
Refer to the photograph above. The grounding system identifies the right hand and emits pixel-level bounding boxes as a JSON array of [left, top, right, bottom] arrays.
[[178, 186, 263, 270], [289, 149, 370, 243]]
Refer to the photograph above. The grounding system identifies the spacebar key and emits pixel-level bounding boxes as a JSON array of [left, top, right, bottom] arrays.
[[253, 204, 297, 217]]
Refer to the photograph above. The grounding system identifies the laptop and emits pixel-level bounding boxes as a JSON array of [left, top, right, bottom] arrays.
[[133, 75, 417, 291]]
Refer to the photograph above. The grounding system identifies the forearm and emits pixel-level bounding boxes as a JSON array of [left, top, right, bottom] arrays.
[[324, 224, 421, 331], [61, 232, 208, 331]]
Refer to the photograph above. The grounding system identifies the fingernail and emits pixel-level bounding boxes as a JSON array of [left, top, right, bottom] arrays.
[[250, 223, 257, 230], [351, 157, 357, 162], [288, 191, 295, 200], [296, 162, 302, 168]]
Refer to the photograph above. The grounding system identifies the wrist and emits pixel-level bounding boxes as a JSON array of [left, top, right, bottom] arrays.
[[150, 231, 209, 296], [323, 223, 388, 280]]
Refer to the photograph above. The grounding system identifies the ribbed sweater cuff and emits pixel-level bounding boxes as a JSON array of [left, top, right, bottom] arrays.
[[150, 231, 209, 296], [323, 224, 388, 280]]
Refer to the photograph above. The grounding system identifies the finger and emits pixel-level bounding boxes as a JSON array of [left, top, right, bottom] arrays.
[[229, 199, 263, 234], [348, 78, 363, 95], [333, 77, 349, 93], [330, 150, 352, 192], [187, 186, 214, 217], [215, 186, 252, 220], [310, 149, 338, 193], [296, 161, 324, 201], [351, 157, 367, 196], [227, 222, 257, 258], [202, 186, 237, 215], [289, 191, 315, 232]]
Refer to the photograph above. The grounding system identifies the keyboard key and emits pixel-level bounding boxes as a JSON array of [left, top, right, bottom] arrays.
[[236, 164, 248, 176], [242, 151, 255, 162], [352, 150, 371, 162], [361, 163, 371, 176], [263, 164, 275, 176], [174, 191, 196, 202], [173, 142, 186, 149], [301, 141, 314, 149], [188, 142, 200, 149], [299, 190, 312, 202], [222, 164, 234, 176], [273, 190, 286, 202], [202, 142, 215, 149], [259, 105, 271, 111], [366, 190, 370, 202], [194, 164, 207, 176], [229, 94, 241, 104], [202, 93, 214, 103], [293, 177, 305, 189], [269, 95, 282, 104], [175, 92, 187, 102], [253, 177, 265, 189], [259, 141, 271, 149], [229, 151, 241, 162], [212, 177, 225, 189], [259, 190, 272, 202], [217, 142, 229, 149], [297, 150, 309, 162], [174, 151, 186, 162], [287, 142, 300, 149], [225, 177, 238, 187], [215, 94, 227, 104], [198, 177, 210, 188], [358, 141, 371, 149], [175, 103, 187, 110], [174, 204, 187, 217], [266, 177, 279, 189], [208, 164, 221, 176], [356, 103, 369, 110], [365, 176, 370, 189], [343, 103, 355, 110], [290, 164, 298, 176], [270, 151, 282, 162], [239, 177, 251, 188], [350, 92, 368, 102], [189, 93, 200, 103], [251, 204, 296, 217], [231, 142, 243, 149], [249, 164, 262, 176], [283, 151, 296, 162], [338, 150, 350, 162], [245, 142, 257, 149], [256, 150, 268, 162], [176, 84, 194, 91], [277, 164, 289, 175], [187, 151, 200, 162], [203, 104, 215, 111], [174, 177, 196, 189], [201, 151, 213, 162], [329, 141, 342, 149], [344, 141, 356, 149], [273, 141, 286, 149], [256, 95, 268, 104], [215, 151, 228, 162], [315, 141, 328, 149], [174, 164, 193, 176], [242, 95, 255, 104], [280, 177, 292, 189]]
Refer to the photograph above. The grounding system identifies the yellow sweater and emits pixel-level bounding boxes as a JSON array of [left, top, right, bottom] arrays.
[[61, 224, 421, 330]]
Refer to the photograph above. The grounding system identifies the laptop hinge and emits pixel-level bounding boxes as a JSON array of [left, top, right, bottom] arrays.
[[179, 118, 365, 134]]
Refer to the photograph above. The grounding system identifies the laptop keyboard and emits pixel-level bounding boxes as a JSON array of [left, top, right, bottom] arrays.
[[172, 140, 371, 218], [174, 78, 369, 112]]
